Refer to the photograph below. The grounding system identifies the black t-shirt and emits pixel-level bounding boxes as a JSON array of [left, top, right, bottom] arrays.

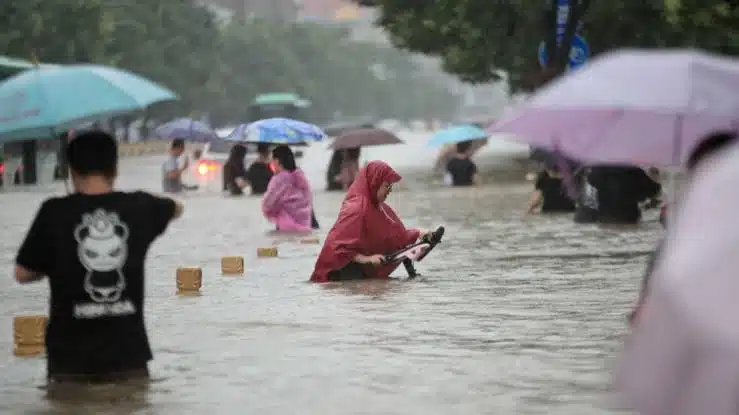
[[247, 161, 273, 195], [535, 171, 575, 213], [446, 157, 477, 186], [16, 191, 177, 377]]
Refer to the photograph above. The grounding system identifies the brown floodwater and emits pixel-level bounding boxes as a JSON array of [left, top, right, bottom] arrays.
[[0, 131, 658, 414]]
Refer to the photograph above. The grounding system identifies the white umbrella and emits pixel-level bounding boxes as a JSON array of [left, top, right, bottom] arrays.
[[617, 142, 739, 414]]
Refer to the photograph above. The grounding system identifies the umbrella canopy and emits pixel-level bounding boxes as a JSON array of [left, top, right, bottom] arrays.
[[491, 48, 739, 167], [330, 128, 403, 150], [0, 64, 177, 143], [323, 118, 376, 137], [617, 143, 739, 415], [154, 118, 218, 142], [225, 117, 326, 145], [427, 124, 488, 147]]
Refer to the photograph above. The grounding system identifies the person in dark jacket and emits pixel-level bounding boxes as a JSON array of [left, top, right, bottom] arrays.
[[526, 162, 576, 214], [326, 150, 343, 191], [588, 166, 660, 225], [223, 144, 248, 196]]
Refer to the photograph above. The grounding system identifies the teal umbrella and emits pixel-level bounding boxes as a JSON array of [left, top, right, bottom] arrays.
[[0, 64, 177, 143], [427, 124, 488, 147]]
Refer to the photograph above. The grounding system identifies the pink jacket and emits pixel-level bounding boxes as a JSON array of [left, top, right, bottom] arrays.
[[262, 169, 313, 231]]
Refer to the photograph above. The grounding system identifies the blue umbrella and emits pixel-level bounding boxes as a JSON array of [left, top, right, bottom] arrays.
[[225, 117, 327, 144], [0, 64, 177, 143], [427, 124, 489, 147], [154, 118, 218, 142]]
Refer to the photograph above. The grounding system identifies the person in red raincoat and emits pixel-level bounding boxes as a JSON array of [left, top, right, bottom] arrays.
[[310, 161, 428, 283]]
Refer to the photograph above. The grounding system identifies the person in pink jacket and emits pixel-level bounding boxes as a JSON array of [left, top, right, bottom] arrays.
[[262, 145, 313, 232]]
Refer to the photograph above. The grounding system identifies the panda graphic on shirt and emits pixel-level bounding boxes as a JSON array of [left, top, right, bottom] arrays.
[[72, 208, 136, 318]]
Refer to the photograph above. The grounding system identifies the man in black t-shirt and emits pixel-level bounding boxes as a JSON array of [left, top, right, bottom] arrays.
[[14, 131, 183, 384], [445, 140, 479, 186], [246, 143, 274, 195]]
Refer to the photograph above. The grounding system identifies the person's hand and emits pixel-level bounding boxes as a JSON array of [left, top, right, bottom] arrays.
[[415, 228, 430, 239], [363, 254, 386, 266], [181, 157, 189, 169]]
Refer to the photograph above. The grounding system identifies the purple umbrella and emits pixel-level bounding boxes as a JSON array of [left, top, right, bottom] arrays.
[[617, 143, 739, 414], [491, 48, 739, 167], [153, 118, 218, 142]]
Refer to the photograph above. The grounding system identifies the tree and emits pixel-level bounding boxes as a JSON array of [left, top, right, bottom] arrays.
[[0, 0, 461, 129], [360, 0, 677, 92], [667, 0, 739, 54], [0, 0, 115, 63]]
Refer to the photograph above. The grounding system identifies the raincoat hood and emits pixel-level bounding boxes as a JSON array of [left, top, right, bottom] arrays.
[[346, 160, 402, 205]]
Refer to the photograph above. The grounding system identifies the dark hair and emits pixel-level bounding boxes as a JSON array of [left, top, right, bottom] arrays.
[[66, 131, 118, 178], [687, 132, 736, 170], [456, 140, 473, 153], [272, 144, 297, 171], [346, 147, 360, 160], [171, 138, 185, 150], [227, 144, 247, 165], [257, 142, 270, 156]]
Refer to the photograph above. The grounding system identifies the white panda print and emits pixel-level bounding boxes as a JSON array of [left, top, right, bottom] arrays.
[[74, 209, 129, 303]]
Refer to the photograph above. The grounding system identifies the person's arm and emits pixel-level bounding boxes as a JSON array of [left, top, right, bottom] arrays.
[[337, 165, 354, 190], [527, 191, 543, 214], [527, 173, 546, 213], [434, 145, 454, 172], [235, 165, 250, 188], [471, 161, 481, 185], [15, 201, 52, 284], [145, 193, 182, 239], [261, 174, 288, 215], [165, 157, 188, 179], [172, 199, 184, 219]]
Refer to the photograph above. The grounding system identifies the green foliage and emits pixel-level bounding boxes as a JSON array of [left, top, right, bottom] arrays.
[[0, 0, 460, 125], [364, 0, 736, 92], [667, 0, 739, 54]]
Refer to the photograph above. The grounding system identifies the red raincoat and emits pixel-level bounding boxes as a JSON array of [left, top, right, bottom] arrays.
[[310, 161, 420, 283]]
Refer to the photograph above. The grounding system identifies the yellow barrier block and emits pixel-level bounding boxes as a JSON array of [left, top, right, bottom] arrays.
[[299, 237, 320, 244], [176, 267, 203, 295], [13, 315, 47, 357], [257, 247, 278, 258], [221, 256, 244, 275]]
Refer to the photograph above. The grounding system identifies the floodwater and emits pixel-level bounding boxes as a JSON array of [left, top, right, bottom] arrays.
[[0, 131, 659, 414]]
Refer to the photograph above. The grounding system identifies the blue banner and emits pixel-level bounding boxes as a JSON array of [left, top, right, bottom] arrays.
[[555, 0, 569, 45]]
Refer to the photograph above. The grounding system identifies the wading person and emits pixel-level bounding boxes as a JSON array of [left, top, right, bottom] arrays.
[[15, 131, 183, 385]]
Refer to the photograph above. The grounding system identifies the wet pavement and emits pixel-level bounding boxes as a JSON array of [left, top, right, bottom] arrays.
[[0, 131, 659, 414]]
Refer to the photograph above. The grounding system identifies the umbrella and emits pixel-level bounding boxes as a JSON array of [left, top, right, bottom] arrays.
[[427, 124, 488, 147], [323, 118, 376, 137], [491, 48, 739, 167], [0, 64, 177, 143], [153, 118, 218, 142], [617, 143, 739, 415], [225, 117, 326, 145], [329, 128, 403, 150]]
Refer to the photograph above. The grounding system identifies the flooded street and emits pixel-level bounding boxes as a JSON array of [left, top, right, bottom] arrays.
[[0, 131, 659, 414]]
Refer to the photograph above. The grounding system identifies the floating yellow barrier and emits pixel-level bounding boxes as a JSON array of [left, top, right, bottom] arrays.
[[176, 267, 203, 295], [13, 315, 47, 357], [257, 247, 278, 258], [221, 256, 244, 275]]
